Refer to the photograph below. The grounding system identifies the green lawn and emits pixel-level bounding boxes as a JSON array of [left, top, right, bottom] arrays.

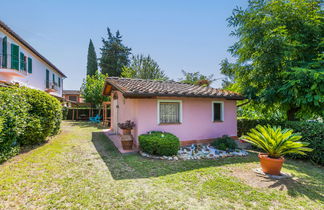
[[0, 121, 323, 209]]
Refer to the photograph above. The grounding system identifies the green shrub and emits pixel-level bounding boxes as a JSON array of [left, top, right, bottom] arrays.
[[16, 87, 62, 145], [0, 87, 29, 163], [238, 119, 324, 165], [211, 135, 237, 151], [0, 86, 62, 163], [139, 131, 180, 156]]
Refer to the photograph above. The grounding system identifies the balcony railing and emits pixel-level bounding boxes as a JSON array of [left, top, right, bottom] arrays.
[[45, 81, 59, 92], [0, 54, 27, 76]]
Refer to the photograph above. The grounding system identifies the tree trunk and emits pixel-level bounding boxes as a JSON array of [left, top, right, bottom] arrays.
[[287, 107, 300, 121]]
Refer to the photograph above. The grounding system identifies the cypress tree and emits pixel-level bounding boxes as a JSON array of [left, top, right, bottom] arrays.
[[99, 28, 132, 76], [86, 39, 98, 76]]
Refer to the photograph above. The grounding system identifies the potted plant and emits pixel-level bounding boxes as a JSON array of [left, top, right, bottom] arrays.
[[242, 125, 312, 175], [118, 120, 135, 135], [118, 120, 135, 150]]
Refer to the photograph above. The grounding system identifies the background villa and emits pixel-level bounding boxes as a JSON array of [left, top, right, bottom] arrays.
[[0, 20, 66, 97]]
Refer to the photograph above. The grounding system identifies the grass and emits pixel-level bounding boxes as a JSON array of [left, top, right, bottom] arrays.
[[0, 121, 323, 209]]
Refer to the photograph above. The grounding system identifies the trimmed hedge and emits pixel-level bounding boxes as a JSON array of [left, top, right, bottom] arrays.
[[211, 135, 238, 151], [0, 86, 62, 163], [139, 131, 180, 156], [238, 119, 324, 165]]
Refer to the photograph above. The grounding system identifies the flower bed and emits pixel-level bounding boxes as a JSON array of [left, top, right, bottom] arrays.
[[139, 144, 248, 160]]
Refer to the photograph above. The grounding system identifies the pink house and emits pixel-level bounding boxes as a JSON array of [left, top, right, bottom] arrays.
[[103, 77, 244, 150]]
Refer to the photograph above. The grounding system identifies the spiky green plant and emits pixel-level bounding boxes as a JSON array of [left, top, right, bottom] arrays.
[[242, 125, 312, 159]]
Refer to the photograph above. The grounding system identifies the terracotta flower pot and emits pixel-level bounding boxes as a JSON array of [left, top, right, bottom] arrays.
[[122, 129, 131, 135], [258, 153, 284, 175], [121, 134, 133, 150]]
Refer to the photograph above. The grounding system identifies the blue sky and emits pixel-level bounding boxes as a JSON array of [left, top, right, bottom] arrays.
[[1, 0, 247, 89]]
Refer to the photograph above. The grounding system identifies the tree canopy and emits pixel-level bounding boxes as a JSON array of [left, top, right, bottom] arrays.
[[86, 39, 98, 76], [179, 70, 215, 87], [121, 54, 168, 80], [223, 0, 323, 120], [80, 71, 109, 108], [99, 28, 131, 76]]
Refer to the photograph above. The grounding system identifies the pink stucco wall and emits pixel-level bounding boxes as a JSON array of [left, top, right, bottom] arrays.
[[111, 91, 238, 146]]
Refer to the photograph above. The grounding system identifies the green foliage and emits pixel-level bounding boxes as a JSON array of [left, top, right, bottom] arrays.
[[0, 86, 62, 162], [121, 54, 168, 80], [139, 131, 180, 156], [20, 87, 62, 138], [99, 28, 131, 76], [223, 0, 323, 120], [62, 106, 69, 120], [211, 135, 238, 151], [242, 125, 312, 159], [238, 119, 324, 165], [179, 70, 215, 87], [80, 71, 109, 108], [87, 39, 98, 76]]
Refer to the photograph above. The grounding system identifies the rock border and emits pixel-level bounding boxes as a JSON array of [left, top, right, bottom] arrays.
[[139, 144, 249, 161]]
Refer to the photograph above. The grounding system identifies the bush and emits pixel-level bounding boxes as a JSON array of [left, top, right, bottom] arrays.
[[211, 135, 238, 151], [238, 119, 324, 165], [0, 86, 62, 163], [20, 87, 62, 138], [139, 131, 180, 156], [0, 87, 29, 163]]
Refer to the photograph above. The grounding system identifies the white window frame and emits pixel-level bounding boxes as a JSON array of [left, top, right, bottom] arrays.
[[212, 101, 224, 122], [157, 99, 183, 124]]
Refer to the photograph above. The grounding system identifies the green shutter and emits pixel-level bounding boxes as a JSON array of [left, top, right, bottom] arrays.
[[20, 52, 25, 70], [58, 77, 61, 87], [11, 44, 19, 70], [52, 74, 55, 84], [28, 57, 32, 73], [2, 37, 7, 68], [46, 69, 49, 88]]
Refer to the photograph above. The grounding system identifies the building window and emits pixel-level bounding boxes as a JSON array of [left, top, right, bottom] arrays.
[[27, 57, 32, 73], [69, 96, 77, 102], [11, 43, 19, 70], [212, 101, 224, 122], [158, 100, 182, 124]]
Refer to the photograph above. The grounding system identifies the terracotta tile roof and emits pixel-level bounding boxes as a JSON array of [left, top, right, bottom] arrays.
[[104, 77, 244, 100], [63, 90, 80, 95], [0, 20, 66, 78]]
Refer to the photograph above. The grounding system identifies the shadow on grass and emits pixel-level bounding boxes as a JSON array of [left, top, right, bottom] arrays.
[[92, 131, 324, 202]]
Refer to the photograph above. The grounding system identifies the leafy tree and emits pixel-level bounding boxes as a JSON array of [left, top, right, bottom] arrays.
[[179, 70, 215, 87], [86, 39, 98, 76], [80, 71, 109, 109], [224, 0, 323, 120], [121, 54, 168, 80], [99, 28, 131, 76]]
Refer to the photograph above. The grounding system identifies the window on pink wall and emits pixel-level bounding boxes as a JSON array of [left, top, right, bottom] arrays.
[[158, 100, 182, 124], [212, 101, 224, 122]]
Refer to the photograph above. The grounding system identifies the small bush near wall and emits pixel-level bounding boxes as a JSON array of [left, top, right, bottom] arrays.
[[211, 135, 238, 151], [238, 119, 324, 165], [0, 86, 62, 163], [139, 131, 180, 156]]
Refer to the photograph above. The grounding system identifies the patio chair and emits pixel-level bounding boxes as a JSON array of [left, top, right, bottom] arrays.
[[89, 114, 101, 123]]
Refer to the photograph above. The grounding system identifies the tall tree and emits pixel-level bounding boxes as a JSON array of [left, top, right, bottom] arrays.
[[86, 39, 98, 76], [224, 0, 323, 120], [99, 28, 131, 76], [121, 54, 168, 80], [179, 70, 215, 87]]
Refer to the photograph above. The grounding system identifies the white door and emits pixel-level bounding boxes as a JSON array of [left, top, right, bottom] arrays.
[[113, 98, 118, 134]]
